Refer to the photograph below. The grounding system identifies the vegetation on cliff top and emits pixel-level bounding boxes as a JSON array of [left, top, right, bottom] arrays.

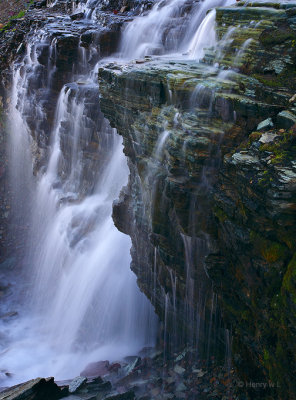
[[0, 0, 33, 29]]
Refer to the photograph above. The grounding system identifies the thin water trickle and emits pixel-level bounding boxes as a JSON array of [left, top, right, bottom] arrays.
[[154, 129, 170, 161], [163, 291, 170, 363], [233, 37, 253, 67], [153, 247, 158, 304]]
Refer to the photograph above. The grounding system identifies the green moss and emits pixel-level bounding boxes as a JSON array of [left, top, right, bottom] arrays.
[[282, 253, 296, 303], [258, 129, 296, 165], [253, 74, 283, 89], [214, 206, 228, 223], [0, 0, 34, 32], [258, 171, 273, 187], [270, 153, 285, 164], [262, 242, 286, 263], [263, 348, 270, 363], [259, 23, 296, 46], [249, 131, 262, 142], [278, 232, 296, 251], [14, 10, 26, 19], [250, 231, 287, 263]]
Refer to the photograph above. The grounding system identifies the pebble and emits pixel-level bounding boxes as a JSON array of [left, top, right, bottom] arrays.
[[176, 382, 187, 392], [192, 368, 206, 377], [173, 365, 185, 375], [69, 376, 87, 393]]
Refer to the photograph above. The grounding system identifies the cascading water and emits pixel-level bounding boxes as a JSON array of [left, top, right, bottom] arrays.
[[119, 0, 187, 58], [186, 8, 217, 59], [1, 0, 237, 388], [119, 0, 234, 60], [182, 0, 233, 58], [1, 17, 157, 385]]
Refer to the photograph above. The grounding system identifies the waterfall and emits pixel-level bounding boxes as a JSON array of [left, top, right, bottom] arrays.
[[2, 20, 157, 385], [119, 0, 234, 60], [186, 8, 217, 59], [119, 0, 187, 58], [182, 0, 234, 58], [1, 0, 237, 387]]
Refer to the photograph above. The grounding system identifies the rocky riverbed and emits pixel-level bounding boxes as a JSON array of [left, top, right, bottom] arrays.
[[0, 347, 245, 400]]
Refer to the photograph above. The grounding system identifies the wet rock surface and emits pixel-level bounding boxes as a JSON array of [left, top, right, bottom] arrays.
[[4, 348, 242, 400], [98, 2, 296, 398], [211, 123, 296, 398], [0, 377, 65, 400]]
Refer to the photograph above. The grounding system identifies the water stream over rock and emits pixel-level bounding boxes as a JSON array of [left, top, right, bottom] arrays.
[[2, 0, 236, 390]]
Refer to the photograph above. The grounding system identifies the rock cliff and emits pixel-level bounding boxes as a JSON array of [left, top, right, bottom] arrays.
[[98, 2, 296, 398]]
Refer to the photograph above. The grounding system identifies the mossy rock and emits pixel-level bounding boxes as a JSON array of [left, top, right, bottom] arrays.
[[282, 252, 296, 304], [250, 231, 288, 263], [259, 25, 296, 47]]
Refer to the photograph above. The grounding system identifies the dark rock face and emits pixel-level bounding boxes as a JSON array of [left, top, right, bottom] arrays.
[[98, 2, 296, 398], [0, 101, 10, 264], [210, 126, 296, 397], [99, 59, 234, 357], [0, 14, 38, 271], [0, 377, 65, 400]]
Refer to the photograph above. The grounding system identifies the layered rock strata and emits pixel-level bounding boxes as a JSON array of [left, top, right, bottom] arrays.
[[98, 2, 296, 398]]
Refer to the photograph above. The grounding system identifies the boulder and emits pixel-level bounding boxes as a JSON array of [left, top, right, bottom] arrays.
[[68, 376, 87, 393], [0, 377, 64, 400], [105, 391, 135, 400], [70, 12, 84, 20], [80, 361, 109, 378], [259, 132, 278, 143], [257, 117, 274, 131], [173, 365, 186, 375], [276, 110, 296, 129]]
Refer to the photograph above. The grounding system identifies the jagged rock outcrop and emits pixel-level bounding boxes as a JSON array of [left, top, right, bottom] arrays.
[[98, 2, 296, 398], [0, 377, 65, 400]]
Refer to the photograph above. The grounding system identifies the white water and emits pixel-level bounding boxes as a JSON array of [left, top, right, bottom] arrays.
[[2, 26, 156, 385], [119, 0, 186, 58], [75, 0, 107, 19], [186, 9, 217, 59], [233, 37, 253, 67], [2, 0, 237, 387], [119, 0, 234, 60]]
